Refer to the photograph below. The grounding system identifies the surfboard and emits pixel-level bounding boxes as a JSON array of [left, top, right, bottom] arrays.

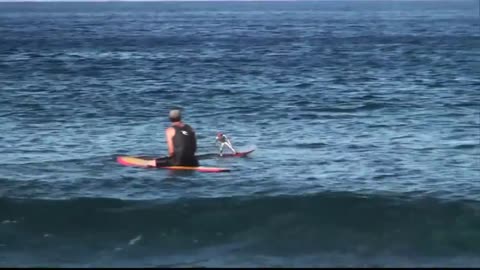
[[116, 156, 231, 173], [135, 148, 255, 161], [219, 148, 255, 157], [196, 148, 255, 159]]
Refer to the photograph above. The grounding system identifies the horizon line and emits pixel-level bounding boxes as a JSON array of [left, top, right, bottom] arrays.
[[0, 0, 467, 2]]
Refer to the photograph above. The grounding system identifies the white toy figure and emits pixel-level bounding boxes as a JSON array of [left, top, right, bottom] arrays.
[[215, 132, 237, 156]]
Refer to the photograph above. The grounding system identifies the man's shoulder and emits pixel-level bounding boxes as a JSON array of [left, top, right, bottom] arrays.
[[168, 122, 195, 132], [185, 123, 195, 132]]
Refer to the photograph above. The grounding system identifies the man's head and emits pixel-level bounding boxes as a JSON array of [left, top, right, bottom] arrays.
[[169, 109, 182, 122]]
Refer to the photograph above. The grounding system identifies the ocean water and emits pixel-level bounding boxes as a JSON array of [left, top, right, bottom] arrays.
[[0, 0, 479, 267]]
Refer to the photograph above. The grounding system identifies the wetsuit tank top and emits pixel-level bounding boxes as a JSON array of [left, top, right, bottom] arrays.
[[171, 124, 198, 165]]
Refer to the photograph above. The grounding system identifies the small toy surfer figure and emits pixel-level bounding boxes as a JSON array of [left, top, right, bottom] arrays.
[[216, 132, 237, 156]]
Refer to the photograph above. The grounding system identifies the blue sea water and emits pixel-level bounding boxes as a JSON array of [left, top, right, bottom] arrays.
[[0, 0, 479, 267]]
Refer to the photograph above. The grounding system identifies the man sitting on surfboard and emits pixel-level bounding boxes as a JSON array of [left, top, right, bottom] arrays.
[[149, 109, 199, 167]]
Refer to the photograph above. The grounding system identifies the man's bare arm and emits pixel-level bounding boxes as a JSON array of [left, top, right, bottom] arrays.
[[166, 127, 175, 157]]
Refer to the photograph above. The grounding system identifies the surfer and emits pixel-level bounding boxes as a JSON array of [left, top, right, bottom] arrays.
[[149, 109, 199, 167], [216, 132, 237, 156]]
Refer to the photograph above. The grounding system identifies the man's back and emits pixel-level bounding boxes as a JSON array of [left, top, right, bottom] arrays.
[[170, 123, 198, 166]]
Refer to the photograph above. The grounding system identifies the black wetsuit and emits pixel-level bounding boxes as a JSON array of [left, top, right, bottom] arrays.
[[156, 124, 199, 167]]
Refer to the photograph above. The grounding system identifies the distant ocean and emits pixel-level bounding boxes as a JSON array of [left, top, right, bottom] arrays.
[[0, 0, 479, 267]]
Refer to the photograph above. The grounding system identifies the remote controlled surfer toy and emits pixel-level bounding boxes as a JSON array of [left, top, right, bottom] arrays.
[[215, 132, 237, 156]]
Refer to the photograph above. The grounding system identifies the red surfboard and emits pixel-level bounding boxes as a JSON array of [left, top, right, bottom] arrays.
[[133, 148, 255, 161], [218, 148, 255, 157], [196, 148, 255, 159], [116, 156, 231, 173]]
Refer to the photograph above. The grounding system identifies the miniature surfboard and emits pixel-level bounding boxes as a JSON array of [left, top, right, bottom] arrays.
[[134, 148, 255, 161], [218, 148, 255, 157], [196, 148, 256, 160]]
